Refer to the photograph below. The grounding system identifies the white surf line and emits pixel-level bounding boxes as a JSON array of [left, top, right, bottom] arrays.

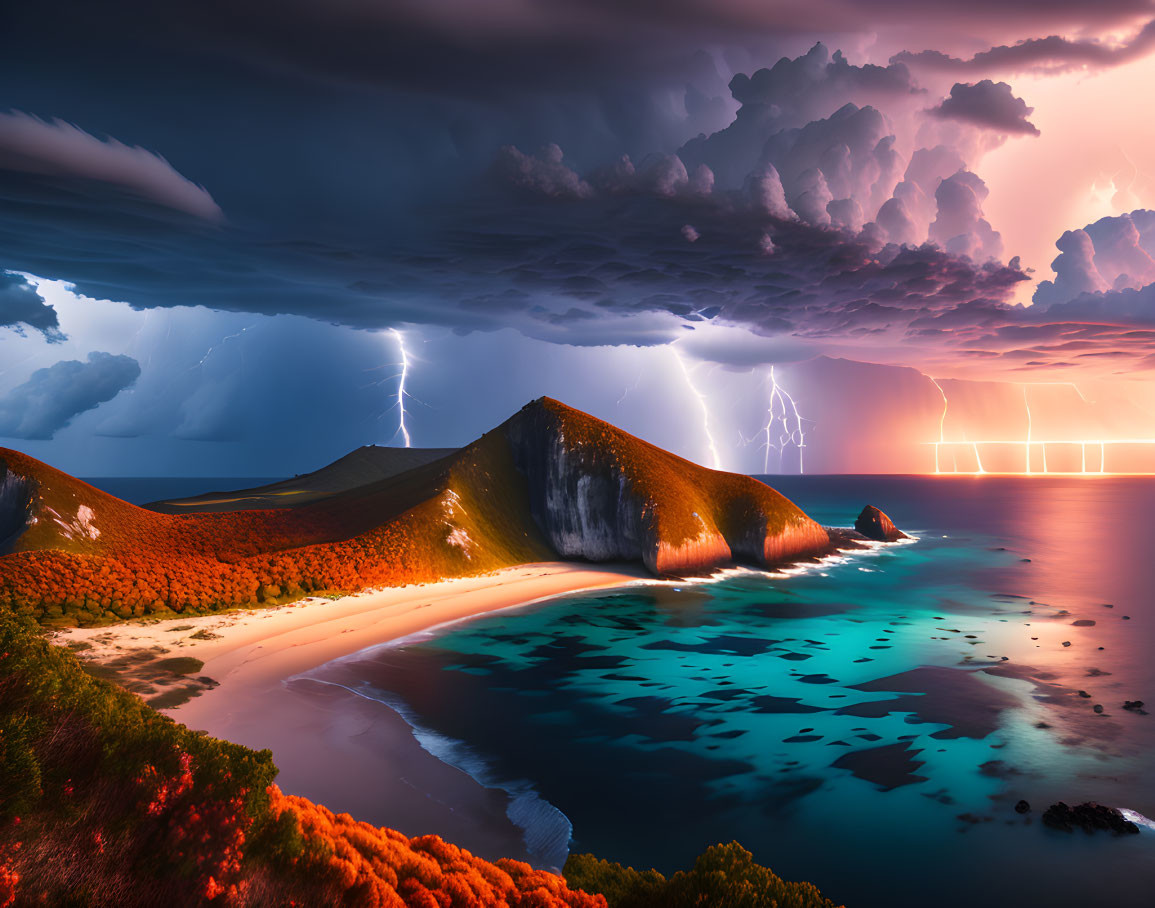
[[291, 675, 574, 870], [1120, 808, 1155, 832]]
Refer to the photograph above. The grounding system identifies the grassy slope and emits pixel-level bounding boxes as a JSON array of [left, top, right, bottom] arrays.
[[147, 446, 459, 514], [0, 426, 553, 626]]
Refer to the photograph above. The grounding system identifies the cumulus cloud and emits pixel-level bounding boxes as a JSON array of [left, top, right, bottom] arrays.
[[0, 272, 60, 339], [493, 143, 592, 199], [744, 164, 794, 219], [928, 81, 1040, 135], [0, 111, 222, 221], [582, 152, 712, 199], [1035, 210, 1155, 304], [929, 170, 1003, 261], [0, 352, 140, 439], [680, 44, 920, 189]]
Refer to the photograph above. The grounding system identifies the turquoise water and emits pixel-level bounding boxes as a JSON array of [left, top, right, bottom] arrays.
[[319, 477, 1155, 906]]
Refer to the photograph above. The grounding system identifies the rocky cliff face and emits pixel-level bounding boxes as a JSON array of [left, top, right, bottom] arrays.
[[503, 398, 829, 575], [0, 459, 34, 555]]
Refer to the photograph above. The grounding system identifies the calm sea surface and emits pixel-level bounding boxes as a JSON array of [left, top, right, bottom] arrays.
[[82, 477, 282, 505], [316, 476, 1155, 908]]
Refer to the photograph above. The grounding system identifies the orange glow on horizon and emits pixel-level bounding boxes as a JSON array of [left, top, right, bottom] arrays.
[[926, 378, 1155, 475]]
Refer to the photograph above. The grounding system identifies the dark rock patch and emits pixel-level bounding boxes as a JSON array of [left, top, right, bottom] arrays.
[[837, 666, 1018, 739], [1042, 802, 1138, 836], [832, 741, 927, 791]]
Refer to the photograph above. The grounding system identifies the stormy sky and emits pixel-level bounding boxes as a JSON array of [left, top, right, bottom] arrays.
[[2, 0, 1155, 476]]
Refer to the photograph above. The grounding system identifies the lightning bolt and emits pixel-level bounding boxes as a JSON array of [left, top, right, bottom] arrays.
[[189, 324, 255, 371], [972, 443, 987, 474], [924, 378, 1155, 474], [670, 345, 722, 470], [930, 378, 949, 474], [390, 328, 412, 448], [1023, 385, 1033, 474], [616, 373, 642, 406], [761, 366, 806, 474]]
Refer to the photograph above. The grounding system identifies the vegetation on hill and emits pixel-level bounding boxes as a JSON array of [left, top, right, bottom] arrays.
[[1, 399, 828, 625], [564, 846, 840, 908], [0, 609, 602, 906], [0, 427, 552, 626], [0, 607, 840, 906]]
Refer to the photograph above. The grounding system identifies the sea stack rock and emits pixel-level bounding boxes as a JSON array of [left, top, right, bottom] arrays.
[[854, 505, 908, 542]]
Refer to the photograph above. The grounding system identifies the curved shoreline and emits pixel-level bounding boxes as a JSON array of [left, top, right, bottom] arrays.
[[55, 562, 652, 865], [52, 539, 909, 868]]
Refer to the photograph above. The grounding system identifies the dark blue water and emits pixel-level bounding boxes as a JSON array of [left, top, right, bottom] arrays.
[[81, 477, 282, 506], [318, 476, 1155, 907]]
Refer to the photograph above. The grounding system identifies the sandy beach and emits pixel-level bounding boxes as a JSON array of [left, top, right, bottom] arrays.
[[56, 562, 648, 866]]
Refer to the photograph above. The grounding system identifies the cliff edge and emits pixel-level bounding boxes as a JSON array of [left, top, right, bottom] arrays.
[[504, 398, 829, 574]]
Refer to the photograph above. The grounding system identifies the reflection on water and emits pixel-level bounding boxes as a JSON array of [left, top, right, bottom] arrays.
[[316, 477, 1155, 908]]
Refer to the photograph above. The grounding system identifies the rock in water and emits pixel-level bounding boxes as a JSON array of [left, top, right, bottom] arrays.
[[854, 505, 908, 542], [1041, 802, 1139, 835]]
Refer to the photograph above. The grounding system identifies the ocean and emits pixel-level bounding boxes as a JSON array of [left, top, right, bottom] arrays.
[[305, 476, 1155, 908], [81, 477, 283, 506]]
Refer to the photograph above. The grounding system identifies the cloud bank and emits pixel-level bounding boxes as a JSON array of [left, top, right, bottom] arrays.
[[0, 352, 141, 439], [0, 112, 222, 221]]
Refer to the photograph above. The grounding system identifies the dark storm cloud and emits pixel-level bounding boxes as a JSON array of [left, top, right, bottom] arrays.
[[27, 0, 1152, 93], [927, 81, 1040, 135], [0, 152, 1032, 355], [0, 272, 60, 339], [1, 7, 1151, 377], [0, 352, 140, 439], [895, 18, 1155, 75]]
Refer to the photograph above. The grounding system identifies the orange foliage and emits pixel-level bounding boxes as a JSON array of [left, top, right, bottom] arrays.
[[134, 751, 253, 903], [0, 435, 549, 624], [0, 844, 18, 908], [266, 787, 605, 908]]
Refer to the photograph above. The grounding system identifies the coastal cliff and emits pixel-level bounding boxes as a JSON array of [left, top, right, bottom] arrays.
[[0, 458, 34, 554], [0, 398, 831, 623], [504, 398, 829, 574]]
